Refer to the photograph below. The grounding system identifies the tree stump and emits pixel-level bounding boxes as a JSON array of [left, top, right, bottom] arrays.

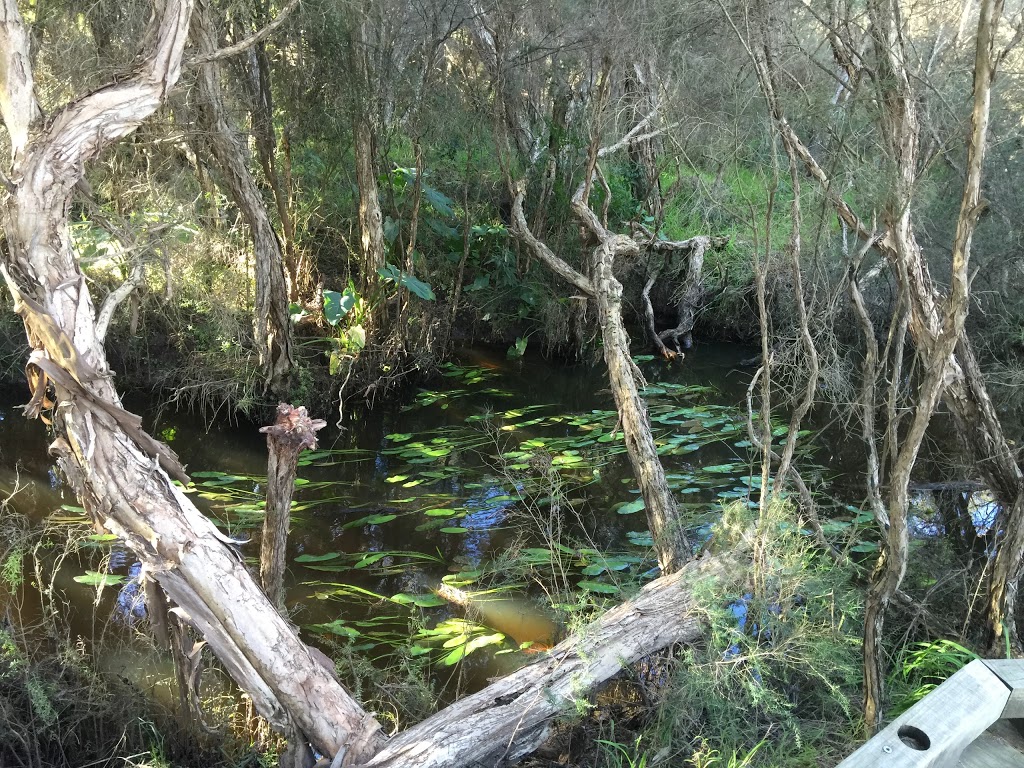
[[260, 403, 326, 613]]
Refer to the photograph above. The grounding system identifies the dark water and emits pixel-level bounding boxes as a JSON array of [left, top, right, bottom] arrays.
[[0, 342, 781, 695]]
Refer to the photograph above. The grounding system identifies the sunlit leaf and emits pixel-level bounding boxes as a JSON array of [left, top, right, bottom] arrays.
[[391, 593, 447, 608], [74, 571, 125, 587], [578, 580, 618, 594]]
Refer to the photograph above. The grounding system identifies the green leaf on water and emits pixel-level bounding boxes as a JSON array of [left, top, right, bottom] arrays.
[[703, 463, 739, 474], [616, 498, 646, 515], [74, 571, 125, 587], [391, 593, 447, 608], [295, 552, 343, 563], [424, 508, 459, 517], [313, 620, 360, 639], [442, 645, 466, 665], [440, 527, 469, 534], [579, 580, 618, 594], [344, 513, 398, 529], [627, 530, 655, 547]]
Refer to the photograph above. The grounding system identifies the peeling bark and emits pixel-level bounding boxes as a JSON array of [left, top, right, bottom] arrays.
[[349, 15, 387, 298], [510, 179, 693, 573], [737, 0, 1013, 727], [0, 1, 382, 761], [260, 404, 326, 613]]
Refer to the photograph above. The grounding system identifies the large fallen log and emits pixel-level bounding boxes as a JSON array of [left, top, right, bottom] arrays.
[[352, 547, 742, 768]]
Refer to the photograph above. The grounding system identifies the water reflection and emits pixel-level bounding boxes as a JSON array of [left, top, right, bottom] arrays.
[[0, 344, 762, 690]]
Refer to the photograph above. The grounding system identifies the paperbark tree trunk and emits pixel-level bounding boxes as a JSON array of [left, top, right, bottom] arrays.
[[249, 31, 300, 303], [510, 180, 693, 573], [192, 0, 295, 397], [741, 0, 1010, 726], [0, 1, 382, 762], [348, 14, 387, 299], [260, 404, 326, 613]]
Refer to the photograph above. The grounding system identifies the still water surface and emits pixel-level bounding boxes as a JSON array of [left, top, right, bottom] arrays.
[[0, 343, 804, 698]]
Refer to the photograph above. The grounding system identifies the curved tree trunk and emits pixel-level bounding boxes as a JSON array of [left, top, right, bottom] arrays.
[[510, 180, 693, 573], [192, 0, 295, 397], [0, 1, 381, 761]]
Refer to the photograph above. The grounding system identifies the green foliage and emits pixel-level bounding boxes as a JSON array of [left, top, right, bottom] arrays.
[[377, 263, 436, 301], [2, 548, 23, 588], [889, 639, 979, 715], [653, 502, 862, 766], [507, 336, 529, 359]]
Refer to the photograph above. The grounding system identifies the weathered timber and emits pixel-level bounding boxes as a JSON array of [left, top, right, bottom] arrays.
[[837, 660, 1010, 768], [982, 660, 1024, 719], [352, 548, 740, 768], [260, 404, 326, 612], [959, 720, 1024, 768]]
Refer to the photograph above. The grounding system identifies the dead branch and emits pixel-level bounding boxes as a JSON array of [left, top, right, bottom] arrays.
[[188, 0, 300, 66], [95, 261, 146, 342]]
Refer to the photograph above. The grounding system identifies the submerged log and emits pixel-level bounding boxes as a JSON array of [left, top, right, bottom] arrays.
[[353, 547, 742, 768]]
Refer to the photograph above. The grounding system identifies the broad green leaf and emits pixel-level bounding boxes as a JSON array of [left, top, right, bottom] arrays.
[[295, 552, 343, 563], [391, 593, 447, 608], [324, 289, 357, 325], [616, 498, 646, 515], [343, 513, 398, 529], [579, 580, 618, 594], [74, 571, 125, 587]]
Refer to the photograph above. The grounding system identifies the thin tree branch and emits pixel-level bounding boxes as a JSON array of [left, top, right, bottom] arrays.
[[95, 261, 146, 342], [188, 0, 300, 66], [509, 180, 593, 294]]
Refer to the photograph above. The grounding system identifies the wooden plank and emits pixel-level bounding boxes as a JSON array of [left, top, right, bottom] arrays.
[[958, 728, 1024, 768], [838, 660, 1010, 768], [982, 660, 1024, 719]]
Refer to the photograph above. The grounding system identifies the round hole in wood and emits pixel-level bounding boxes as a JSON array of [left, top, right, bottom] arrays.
[[897, 725, 930, 751]]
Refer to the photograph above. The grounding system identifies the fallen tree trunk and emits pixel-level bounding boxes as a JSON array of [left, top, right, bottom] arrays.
[[353, 547, 741, 768]]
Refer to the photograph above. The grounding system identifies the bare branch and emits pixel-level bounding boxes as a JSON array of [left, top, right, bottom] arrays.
[[188, 0, 300, 66], [95, 261, 146, 342], [597, 107, 655, 156], [509, 180, 593, 294]]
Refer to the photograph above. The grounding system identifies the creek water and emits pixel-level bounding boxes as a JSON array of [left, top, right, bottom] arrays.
[[0, 342, 877, 702]]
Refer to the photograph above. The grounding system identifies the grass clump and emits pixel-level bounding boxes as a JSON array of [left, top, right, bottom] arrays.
[[644, 502, 862, 766]]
